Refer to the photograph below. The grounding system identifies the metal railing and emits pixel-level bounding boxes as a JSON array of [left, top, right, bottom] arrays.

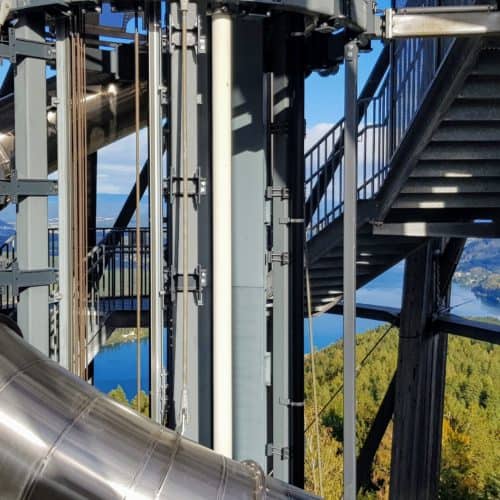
[[0, 227, 152, 314], [304, 1, 461, 240]]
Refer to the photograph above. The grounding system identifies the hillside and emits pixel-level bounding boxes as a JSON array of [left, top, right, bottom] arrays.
[[304, 325, 499, 499]]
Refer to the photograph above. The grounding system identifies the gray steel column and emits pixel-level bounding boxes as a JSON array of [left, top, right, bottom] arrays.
[[271, 15, 291, 482], [169, 0, 200, 440], [232, 17, 267, 467], [15, 14, 49, 354], [56, 18, 72, 369], [343, 40, 358, 500], [390, 239, 448, 500], [148, 4, 165, 424]]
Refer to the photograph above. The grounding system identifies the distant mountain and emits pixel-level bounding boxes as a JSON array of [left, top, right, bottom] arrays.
[[458, 239, 500, 273]]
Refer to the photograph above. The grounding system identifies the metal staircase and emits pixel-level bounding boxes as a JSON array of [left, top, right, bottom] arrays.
[[305, 35, 500, 314]]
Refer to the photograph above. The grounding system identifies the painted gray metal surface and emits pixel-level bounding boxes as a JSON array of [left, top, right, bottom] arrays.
[[170, 0, 200, 440], [14, 14, 49, 355], [232, 17, 267, 468], [343, 40, 358, 500], [148, 7, 164, 424], [270, 14, 291, 483]]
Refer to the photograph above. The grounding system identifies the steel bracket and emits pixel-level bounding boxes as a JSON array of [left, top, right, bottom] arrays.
[[279, 397, 305, 408], [0, 28, 56, 63], [265, 443, 290, 460], [267, 251, 289, 266], [168, 5, 206, 54], [0, 262, 57, 296], [279, 217, 304, 225], [167, 264, 207, 306], [266, 186, 289, 200], [165, 167, 207, 206], [0, 172, 58, 203]]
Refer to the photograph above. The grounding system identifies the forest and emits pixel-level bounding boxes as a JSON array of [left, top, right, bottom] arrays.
[[304, 324, 499, 499]]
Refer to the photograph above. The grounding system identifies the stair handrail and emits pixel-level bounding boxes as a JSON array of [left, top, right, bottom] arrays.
[[305, 45, 390, 231]]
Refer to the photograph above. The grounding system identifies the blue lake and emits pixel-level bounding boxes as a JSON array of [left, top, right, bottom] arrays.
[[94, 262, 500, 400]]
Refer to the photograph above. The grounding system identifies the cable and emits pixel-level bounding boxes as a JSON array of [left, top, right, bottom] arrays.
[[134, 12, 142, 414], [304, 319, 396, 434], [305, 254, 324, 497]]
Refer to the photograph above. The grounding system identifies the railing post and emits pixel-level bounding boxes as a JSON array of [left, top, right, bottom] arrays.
[[343, 39, 358, 500]]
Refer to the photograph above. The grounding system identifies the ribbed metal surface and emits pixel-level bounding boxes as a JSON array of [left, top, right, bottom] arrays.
[[0, 321, 318, 500]]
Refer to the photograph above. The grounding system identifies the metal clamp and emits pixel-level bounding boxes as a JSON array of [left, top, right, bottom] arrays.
[[0, 28, 56, 63], [165, 167, 207, 206], [279, 217, 304, 225], [167, 264, 207, 306], [0, 172, 58, 203], [279, 397, 305, 408], [0, 262, 57, 296], [168, 5, 206, 54], [267, 251, 289, 266], [265, 186, 289, 200], [265, 443, 289, 460]]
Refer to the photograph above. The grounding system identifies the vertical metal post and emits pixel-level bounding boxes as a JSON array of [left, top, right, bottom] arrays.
[[232, 16, 267, 467], [15, 14, 49, 354], [288, 15, 305, 487], [148, 3, 164, 424], [271, 14, 290, 482], [212, 7, 233, 458], [56, 17, 72, 369], [87, 152, 97, 249], [343, 40, 358, 500], [170, 0, 201, 441]]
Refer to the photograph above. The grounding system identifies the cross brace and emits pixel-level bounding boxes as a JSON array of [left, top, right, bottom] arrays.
[[0, 264, 56, 296]]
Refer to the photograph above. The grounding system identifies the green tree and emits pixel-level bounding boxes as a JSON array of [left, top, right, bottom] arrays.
[[108, 385, 129, 406]]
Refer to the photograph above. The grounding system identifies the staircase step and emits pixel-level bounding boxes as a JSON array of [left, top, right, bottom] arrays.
[[444, 99, 500, 121], [401, 177, 500, 194], [432, 122, 500, 142], [411, 160, 500, 178], [393, 193, 500, 209], [458, 75, 500, 99], [472, 51, 500, 76], [310, 255, 403, 269], [325, 242, 416, 258], [421, 142, 500, 161]]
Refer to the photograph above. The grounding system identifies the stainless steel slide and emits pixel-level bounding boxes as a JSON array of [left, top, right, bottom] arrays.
[[0, 319, 319, 499]]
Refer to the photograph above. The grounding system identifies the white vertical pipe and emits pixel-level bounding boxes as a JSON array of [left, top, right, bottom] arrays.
[[212, 9, 233, 458], [56, 19, 72, 369], [149, 11, 164, 424]]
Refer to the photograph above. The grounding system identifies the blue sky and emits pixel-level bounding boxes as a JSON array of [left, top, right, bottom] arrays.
[[0, 25, 386, 198]]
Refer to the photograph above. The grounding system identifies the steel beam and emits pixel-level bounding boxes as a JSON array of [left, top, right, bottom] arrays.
[[270, 14, 306, 483], [357, 373, 396, 492], [390, 240, 447, 500], [288, 14, 306, 486], [15, 14, 49, 354], [343, 40, 358, 500], [434, 314, 500, 345], [169, 0, 203, 442], [231, 17, 267, 467], [270, 15, 291, 482], [148, 3, 164, 424], [384, 7, 500, 39], [372, 221, 500, 238], [329, 302, 400, 325]]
